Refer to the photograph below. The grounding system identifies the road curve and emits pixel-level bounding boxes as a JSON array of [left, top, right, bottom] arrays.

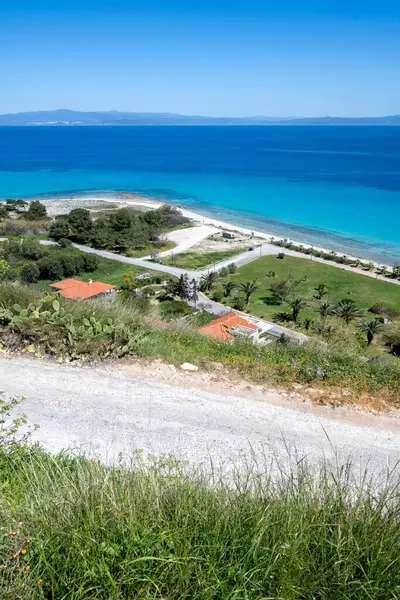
[[1, 357, 399, 479]]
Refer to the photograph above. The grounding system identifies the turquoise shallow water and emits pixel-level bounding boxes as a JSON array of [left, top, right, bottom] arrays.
[[0, 126, 399, 264]]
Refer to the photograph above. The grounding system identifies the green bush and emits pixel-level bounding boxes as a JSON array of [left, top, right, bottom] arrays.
[[20, 263, 40, 283], [83, 253, 100, 272], [24, 200, 47, 221], [57, 237, 73, 248], [59, 255, 78, 277], [20, 238, 44, 260], [212, 289, 224, 302], [37, 257, 64, 280], [50, 219, 71, 240]]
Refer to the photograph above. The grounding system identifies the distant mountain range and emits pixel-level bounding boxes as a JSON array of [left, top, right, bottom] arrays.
[[1, 109, 400, 126]]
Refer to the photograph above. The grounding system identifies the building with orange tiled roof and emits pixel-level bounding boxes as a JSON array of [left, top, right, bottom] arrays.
[[50, 278, 116, 300], [198, 311, 260, 342]]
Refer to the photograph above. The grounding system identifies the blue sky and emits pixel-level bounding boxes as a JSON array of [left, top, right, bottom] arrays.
[[1, 0, 399, 117]]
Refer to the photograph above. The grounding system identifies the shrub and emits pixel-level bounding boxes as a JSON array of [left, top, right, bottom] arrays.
[[72, 254, 86, 273], [212, 289, 224, 302], [58, 237, 73, 248], [24, 200, 47, 221], [219, 266, 228, 278], [141, 285, 156, 297], [83, 254, 100, 272], [233, 296, 245, 311], [50, 219, 71, 240], [0, 258, 10, 279], [382, 325, 400, 356], [163, 300, 190, 316], [20, 238, 44, 260], [0, 219, 50, 236], [227, 262, 237, 274], [59, 255, 78, 277], [38, 257, 64, 280], [277, 252, 285, 259], [20, 263, 40, 283], [368, 303, 386, 315]]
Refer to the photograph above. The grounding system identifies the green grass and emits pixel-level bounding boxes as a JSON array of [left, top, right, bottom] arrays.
[[224, 254, 400, 319], [1, 428, 400, 599], [163, 248, 246, 269], [84, 257, 165, 287], [124, 240, 176, 258]]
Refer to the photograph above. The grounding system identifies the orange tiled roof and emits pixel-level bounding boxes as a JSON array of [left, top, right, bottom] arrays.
[[198, 312, 258, 341], [50, 278, 116, 300]]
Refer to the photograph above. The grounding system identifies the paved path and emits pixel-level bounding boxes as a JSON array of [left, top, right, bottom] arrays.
[[1, 357, 399, 479], [144, 225, 218, 259]]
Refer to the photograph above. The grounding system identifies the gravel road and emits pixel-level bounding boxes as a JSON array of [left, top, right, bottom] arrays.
[[1, 357, 399, 479]]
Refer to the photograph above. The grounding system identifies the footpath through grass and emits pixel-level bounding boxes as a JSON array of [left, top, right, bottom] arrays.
[[1, 435, 400, 600]]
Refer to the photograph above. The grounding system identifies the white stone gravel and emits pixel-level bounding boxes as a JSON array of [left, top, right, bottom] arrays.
[[1, 357, 399, 481]]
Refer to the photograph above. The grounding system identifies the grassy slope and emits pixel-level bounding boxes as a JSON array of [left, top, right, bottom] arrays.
[[1, 441, 399, 600], [163, 248, 246, 269], [224, 254, 400, 319]]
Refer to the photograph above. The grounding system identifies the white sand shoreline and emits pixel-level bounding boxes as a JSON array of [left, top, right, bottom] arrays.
[[40, 191, 397, 273]]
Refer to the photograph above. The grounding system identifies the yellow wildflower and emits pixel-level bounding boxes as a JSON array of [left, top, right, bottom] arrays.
[[21, 549, 27, 555], [37, 579, 44, 585], [24, 565, 30, 573]]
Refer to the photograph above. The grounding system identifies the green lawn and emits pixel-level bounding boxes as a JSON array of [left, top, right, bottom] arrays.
[[223, 254, 400, 319], [163, 248, 246, 269]]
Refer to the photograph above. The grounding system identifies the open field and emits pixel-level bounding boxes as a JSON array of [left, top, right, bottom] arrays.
[[224, 254, 400, 319], [163, 248, 246, 269]]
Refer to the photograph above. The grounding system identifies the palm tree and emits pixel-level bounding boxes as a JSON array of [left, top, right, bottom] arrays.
[[314, 283, 327, 300], [239, 280, 259, 305], [286, 297, 306, 323], [273, 311, 292, 323], [334, 300, 364, 325], [318, 301, 335, 320], [358, 318, 383, 345], [223, 281, 236, 297], [200, 271, 219, 292]]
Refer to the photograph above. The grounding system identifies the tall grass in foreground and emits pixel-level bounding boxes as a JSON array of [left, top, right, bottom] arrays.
[[0, 442, 400, 599]]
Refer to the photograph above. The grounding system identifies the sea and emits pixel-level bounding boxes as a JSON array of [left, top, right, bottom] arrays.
[[0, 125, 399, 264]]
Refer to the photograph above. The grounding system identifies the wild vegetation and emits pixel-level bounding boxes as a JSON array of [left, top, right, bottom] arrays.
[[1, 400, 400, 599], [49, 204, 190, 255], [0, 199, 51, 236]]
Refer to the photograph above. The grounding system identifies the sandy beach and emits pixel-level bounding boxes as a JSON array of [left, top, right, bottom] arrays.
[[39, 191, 398, 276]]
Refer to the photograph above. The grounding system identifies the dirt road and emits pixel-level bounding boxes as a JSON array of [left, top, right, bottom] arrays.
[[1, 357, 399, 478]]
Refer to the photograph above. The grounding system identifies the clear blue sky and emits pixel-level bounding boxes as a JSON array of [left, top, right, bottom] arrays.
[[1, 0, 399, 117]]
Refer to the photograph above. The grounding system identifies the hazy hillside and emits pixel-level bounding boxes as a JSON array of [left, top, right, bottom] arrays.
[[0, 109, 399, 126]]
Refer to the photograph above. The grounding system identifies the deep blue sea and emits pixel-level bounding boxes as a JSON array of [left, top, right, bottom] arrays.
[[0, 126, 399, 264]]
